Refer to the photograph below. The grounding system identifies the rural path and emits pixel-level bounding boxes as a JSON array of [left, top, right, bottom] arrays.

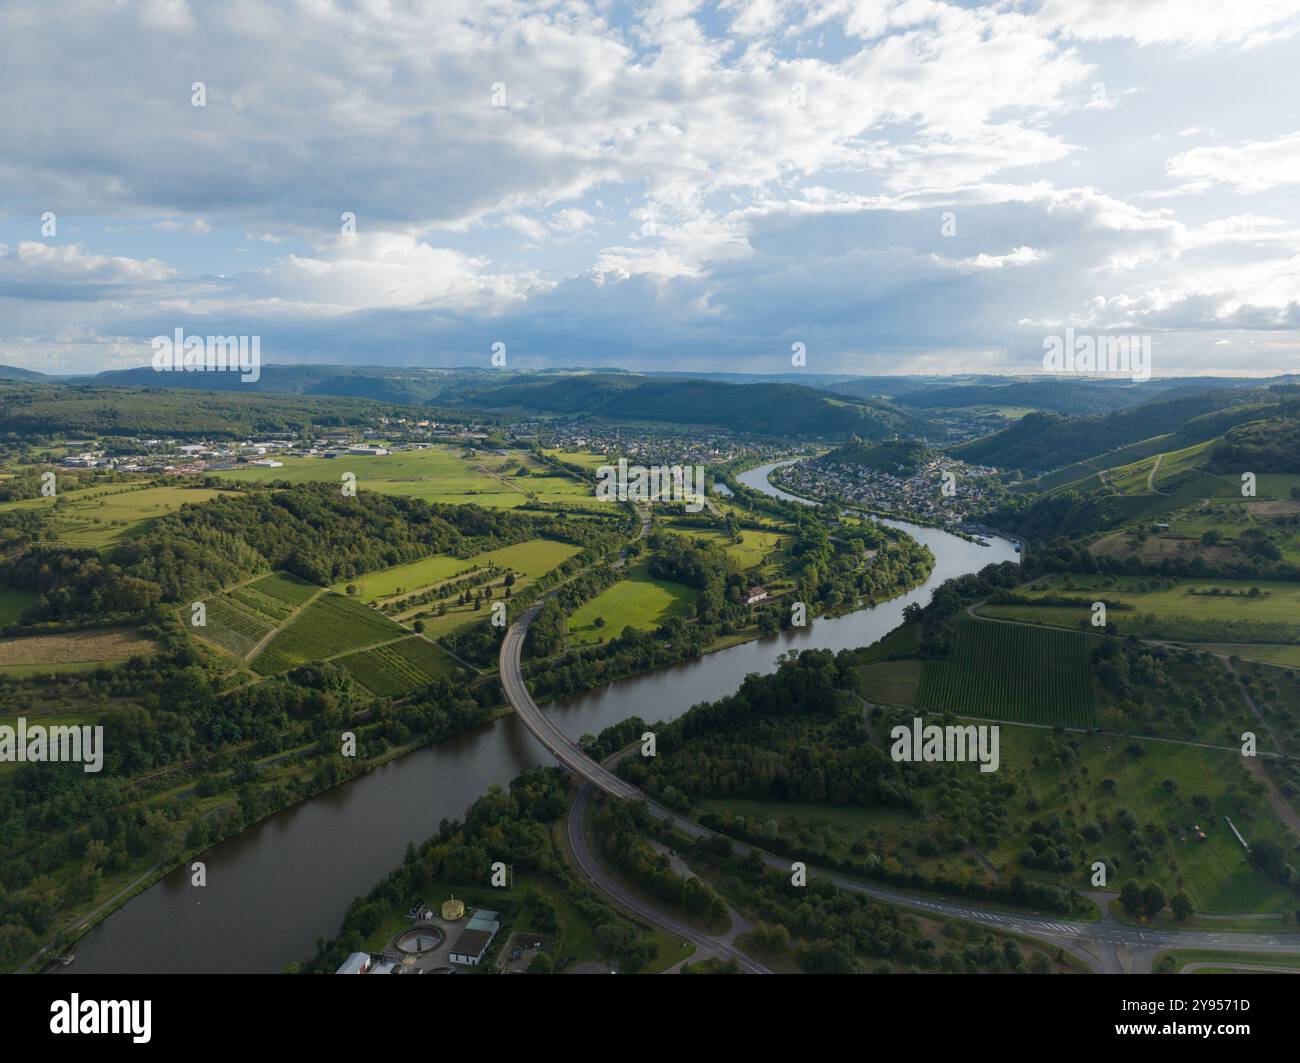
[[1146, 452, 1165, 492]]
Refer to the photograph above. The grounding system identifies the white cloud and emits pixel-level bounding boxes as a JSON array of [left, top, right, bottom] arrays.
[[1167, 132, 1300, 194]]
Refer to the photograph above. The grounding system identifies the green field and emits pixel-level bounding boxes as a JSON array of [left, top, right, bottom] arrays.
[[546, 449, 608, 471], [250, 571, 321, 605], [0, 589, 36, 627], [979, 574, 1300, 643], [1202, 643, 1300, 669], [672, 527, 786, 570], [0, 483, 229, 546], [341, 538, 582, 603], [916, 617, 1095, 727], [336, 635, 462, 696], [253, 592, 407, 674], [567, 563, 696, 645], [212, 446, 591, 509]]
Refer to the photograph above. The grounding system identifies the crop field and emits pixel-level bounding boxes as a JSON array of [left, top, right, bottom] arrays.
[[567, 563, 696, 645], [979, 574, 1300, 643], [198, 595, 278, 657], [252, 592, 407, 674], [342, 537, 581, 603], [0, 483, 228, 547], [916, 617, 1095, 727], [212, 445, 590, 510], [0, 627, 154, 672], [336, 636, 462, 696], [0, 589, 35, 627], [250, 571, 321, 606]]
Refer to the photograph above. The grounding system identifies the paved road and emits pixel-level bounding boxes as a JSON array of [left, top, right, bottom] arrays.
[[499, 557, 1300, 973], [567, 783, 770, 974]]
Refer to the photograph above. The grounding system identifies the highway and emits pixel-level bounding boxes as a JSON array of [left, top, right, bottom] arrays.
[[498, 543, 1300, 974]]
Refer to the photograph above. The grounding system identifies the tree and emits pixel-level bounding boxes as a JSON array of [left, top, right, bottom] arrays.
[[1141, 882, 1166, 918], [1119, 880, 1144, 914], [1170, 892, 1193, 921], [527, 951, 554, 974]]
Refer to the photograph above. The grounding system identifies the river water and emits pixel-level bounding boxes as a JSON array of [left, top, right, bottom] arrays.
[[64, 460, 1016, 972]]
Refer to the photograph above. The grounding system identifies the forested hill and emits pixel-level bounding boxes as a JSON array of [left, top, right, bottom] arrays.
[[0, 381, 482, 439], [819, 437, 931, 474], [1209, 405, 1300, 473], [448, 374, 923, 439], [954, 389, 1274, 472]]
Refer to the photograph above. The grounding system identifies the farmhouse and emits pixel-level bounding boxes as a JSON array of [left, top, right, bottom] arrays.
[[745, 586, 769, 605]]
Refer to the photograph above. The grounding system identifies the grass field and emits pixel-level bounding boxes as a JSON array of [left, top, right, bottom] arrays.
[[546, 449, 608, 471], [0, 589, 36, 627], [212, 445, 591, 509], [672, 527, 786, 570], [567, 562, 696, 645], [253, 592, 407, 674], [916, 617, 1096, 727], [1202, 643, 1300, 669], [978, 574, 1300, 643], [0, 483, 228, 546], [342, 538, 582, 603]]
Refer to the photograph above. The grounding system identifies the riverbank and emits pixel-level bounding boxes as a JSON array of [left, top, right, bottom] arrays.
[[58, 458, 1019, 973]]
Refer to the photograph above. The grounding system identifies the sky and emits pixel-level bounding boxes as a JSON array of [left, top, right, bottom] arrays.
[[1, 0, 1299, 379]]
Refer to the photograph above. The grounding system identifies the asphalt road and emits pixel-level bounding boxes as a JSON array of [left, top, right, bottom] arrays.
[[498, 538, 1300, 974], [567, 783, 770, 974]]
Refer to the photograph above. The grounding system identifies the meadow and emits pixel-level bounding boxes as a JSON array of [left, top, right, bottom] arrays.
[[0, 589, 36, 627], [0, 483, 228, 547], [669, 527, 787, 571], [342, 537, 582, 603], [213, 445, 592, 509], [567, 562, 697, 645], [978, 574, 1300, 643]]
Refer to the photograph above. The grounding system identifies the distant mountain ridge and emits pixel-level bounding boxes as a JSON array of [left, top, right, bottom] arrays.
[[446, 373, 924, 440]]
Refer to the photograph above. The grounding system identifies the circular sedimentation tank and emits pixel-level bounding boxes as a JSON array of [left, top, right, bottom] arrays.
[[395, 926, 445, 955]]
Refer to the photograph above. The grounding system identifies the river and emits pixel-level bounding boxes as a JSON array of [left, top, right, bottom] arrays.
[[63, 460, 1017, 972]]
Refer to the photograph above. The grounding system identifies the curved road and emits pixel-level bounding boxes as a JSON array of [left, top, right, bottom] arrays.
[[567, 783, 770, 974], [499, 513, 1300, 974]]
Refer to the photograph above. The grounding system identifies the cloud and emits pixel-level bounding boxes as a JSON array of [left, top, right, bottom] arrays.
[[1167, 132, 1300, 194], [0, 0, 1297, 376]]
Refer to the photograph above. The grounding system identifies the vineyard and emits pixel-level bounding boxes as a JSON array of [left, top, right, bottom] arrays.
[[249, 571, 321, 606], [337, 636, 462, 696], [916, 617, 1095, 727], [252, 592, 406, 674]]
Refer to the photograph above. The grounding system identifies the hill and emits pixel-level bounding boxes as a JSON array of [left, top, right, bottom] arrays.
[[1209, 402, 1300, 474], [955, 390, 1274, 473], [450, 374, 923, 440], [0, 364, 49, 382], [820, 437, 932, 475]]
